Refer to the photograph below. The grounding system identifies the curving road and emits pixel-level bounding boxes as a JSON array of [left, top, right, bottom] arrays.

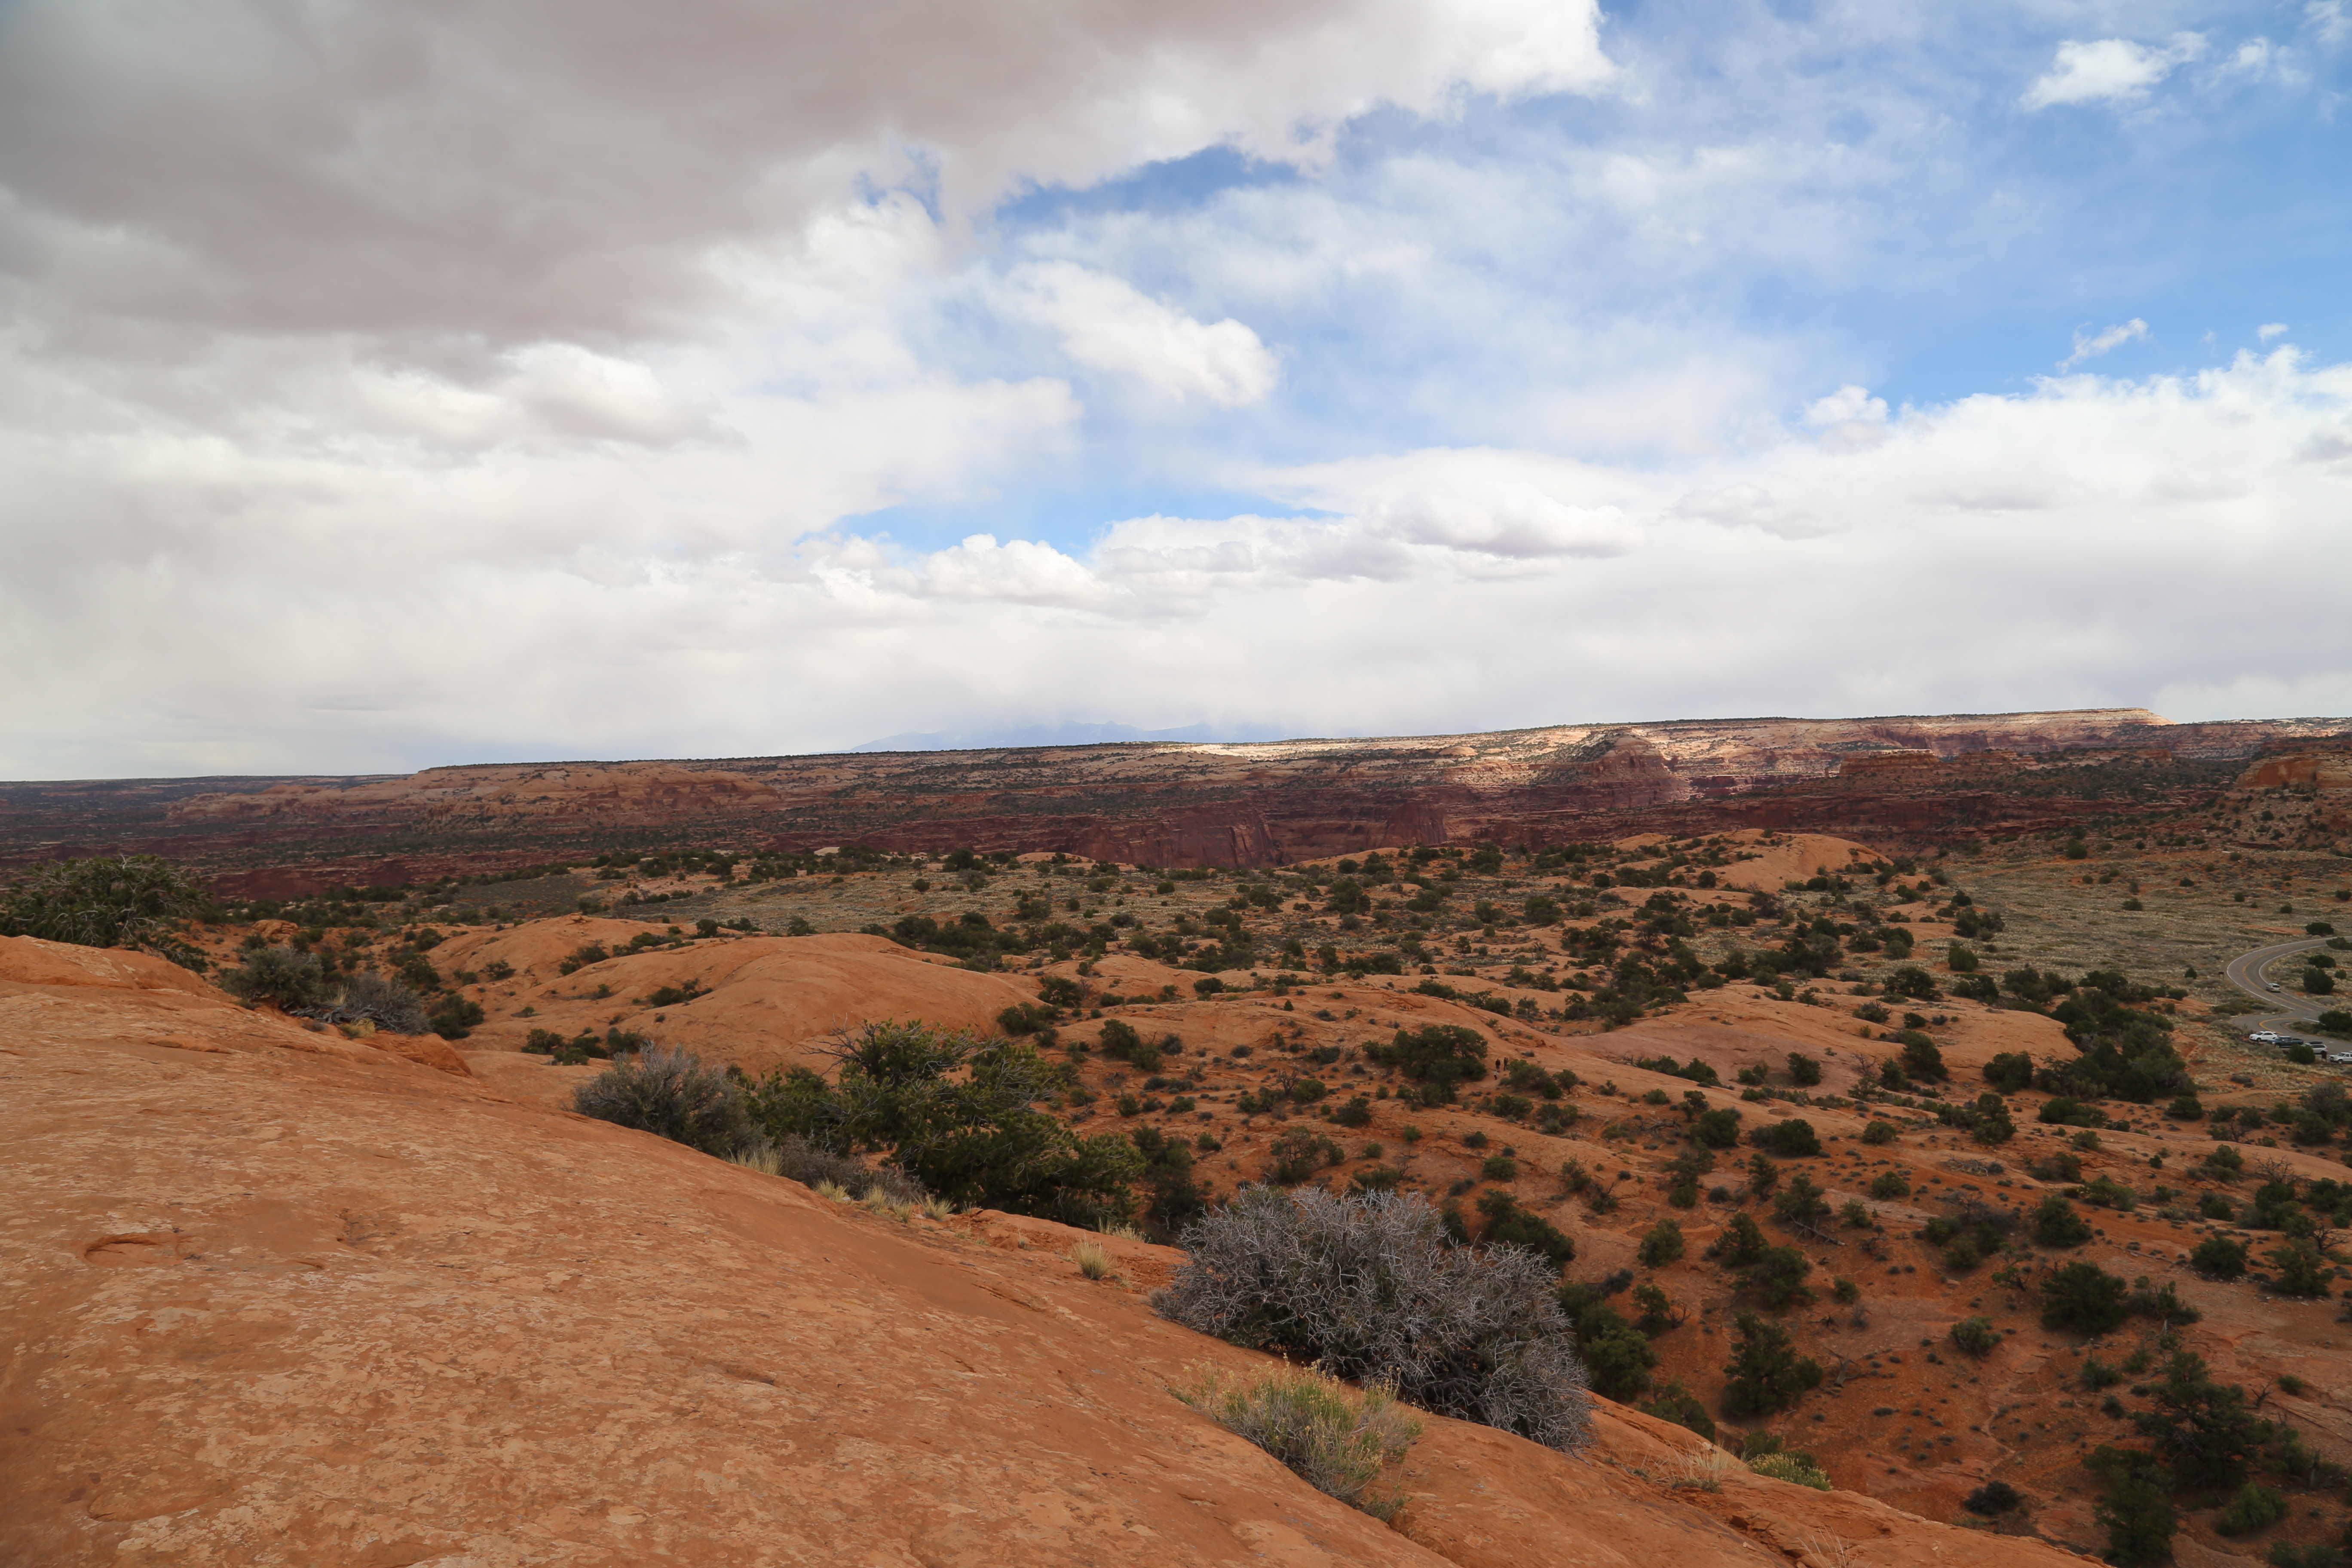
[[2221, 934, 2339, 1038]]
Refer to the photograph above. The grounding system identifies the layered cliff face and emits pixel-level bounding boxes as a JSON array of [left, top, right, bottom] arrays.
[[7, 709, 2348, 884]]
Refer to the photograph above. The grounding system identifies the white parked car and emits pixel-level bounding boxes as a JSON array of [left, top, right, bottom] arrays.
[[2269, 982, 2284, 992]]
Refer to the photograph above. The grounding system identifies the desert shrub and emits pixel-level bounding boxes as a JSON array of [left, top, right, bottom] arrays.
[[1965, 1479, 2022, 1515], [2217, 1483, 2289, 1537], [1268, 1128, 1344, 1185], [1706, 1211, 1768, 1266], [744, 1133, 925, 1205], [2089, 1446, 2177, 1567], [1638, 1377, 1715, 1442], [1785, 1052, 1822, 1086], [744, 1021, 1143, 1225], [1896, 1030, 1948, 1080], [997, 1002, 1052, 1036], [1840, 1200, 1872, 1228], [1772, 1173, 1831, 1228], [1752, 1118, 1822, 1158], [2264, 1239, 2332, 1298], [2083, 1173, 2138, 1210], [2041, 1261, 2130, 1335], [1739, 1245, 1814, 1308], [1721, 1310, 1822, 1417], [1984, 1051, 2035, 1093], [1748, 1452, 1831, 1490], [427, 993, 485, 1039], [1158, 1187, 1593, 1451], [1949, 1315, 2000, 1357], [2269, 1547, 2346, 1568], [1859, 1118, 1899, 1145], [2190, 1236, 2249, 1280], [2124, 1277, 2201, 1324], [1332, 1095, 1373, 1128], [312, 971, 430, 1034], [1173, 1365, 1422, 1521], [1886, 966, 1942, 1002], [1553, 1281, 1655, 1400], [1691, 1107, 1744, 1148], [2032, 1194, 2094, 1248], [1637, 1219, 1685, 1268], [0, 853, 209, 962], [219, 946, 327, 1010], [1474, 1189, 1576, 1268], [574, 1045, 756, 1157], [1481, 1153, 1519, 1182], [1868, 1171, 1911, 1200], [2135, 1350, 2273, 1491], [2082, 1356, 2124, 1389], [1368, 1024, 1489, 1102]]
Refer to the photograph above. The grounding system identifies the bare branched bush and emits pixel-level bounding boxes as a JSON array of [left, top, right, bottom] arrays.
[[573, 1045, 756, 1157], [1156, 1186, 1593, 1452], [312, 972, 429, 1035], [1173, 1363, 1422, 1519]]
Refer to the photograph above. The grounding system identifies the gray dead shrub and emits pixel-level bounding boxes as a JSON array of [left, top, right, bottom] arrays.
[[1156, 1186, 1592, 1452]]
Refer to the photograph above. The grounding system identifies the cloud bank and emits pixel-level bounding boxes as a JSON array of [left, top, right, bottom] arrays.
[[1, 0, 2347, 777]]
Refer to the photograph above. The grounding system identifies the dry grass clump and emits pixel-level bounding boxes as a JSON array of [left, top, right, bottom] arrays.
[[922, 1195, 956, 1222], [1671, 1447, 1739, 1491], [728, 1146, 784, 1176], [812, 1179, 851, 1203], [1071, 1240, 1118, 1280], [1173, 1364, 1422, 1520], [861, 1188, 914, 1223]]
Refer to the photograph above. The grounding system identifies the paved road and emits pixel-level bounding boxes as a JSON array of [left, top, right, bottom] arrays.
[[2221, 934, 2338, 1037]]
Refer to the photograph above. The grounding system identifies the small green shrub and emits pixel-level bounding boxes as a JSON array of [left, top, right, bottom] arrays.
[[1748, 1451, 1831, 1490], [1965, 1479, 2022, 1515], [1949, 1315, 2000, 1357], [219, 946, 327, 1010], [1637, 1219, 1685, 1268], [574, 1044, 755, 1157], [1869, 1171, 1911, 1200], [1860, 1119, 1898, 1145], [2041, 1261, 2130, 1335], [2216, 1482, 2288, 1537]]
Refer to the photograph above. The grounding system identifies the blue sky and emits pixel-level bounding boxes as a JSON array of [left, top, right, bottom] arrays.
[[1, 0, 2349, 774]]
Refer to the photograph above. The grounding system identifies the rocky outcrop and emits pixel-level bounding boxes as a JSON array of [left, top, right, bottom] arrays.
[[1, 943, 2099, 1568]]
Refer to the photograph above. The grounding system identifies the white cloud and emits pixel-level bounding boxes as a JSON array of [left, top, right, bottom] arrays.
[[2260, 322, 2290, 342], [2060, 318, 2151, 369], [996, 262, 1279, 407], [2023, 35, 2207, 109], [18, 349, 2350, 776], [2309, 2, 2350, 47]]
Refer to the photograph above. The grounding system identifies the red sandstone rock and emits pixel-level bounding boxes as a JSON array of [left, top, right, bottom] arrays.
[[1, 950, 2102, 1568]]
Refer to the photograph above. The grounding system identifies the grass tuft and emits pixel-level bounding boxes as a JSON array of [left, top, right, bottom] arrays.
[[1173, 1364, 1422, 1520], [1071, 1240, 1118, 1280]]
